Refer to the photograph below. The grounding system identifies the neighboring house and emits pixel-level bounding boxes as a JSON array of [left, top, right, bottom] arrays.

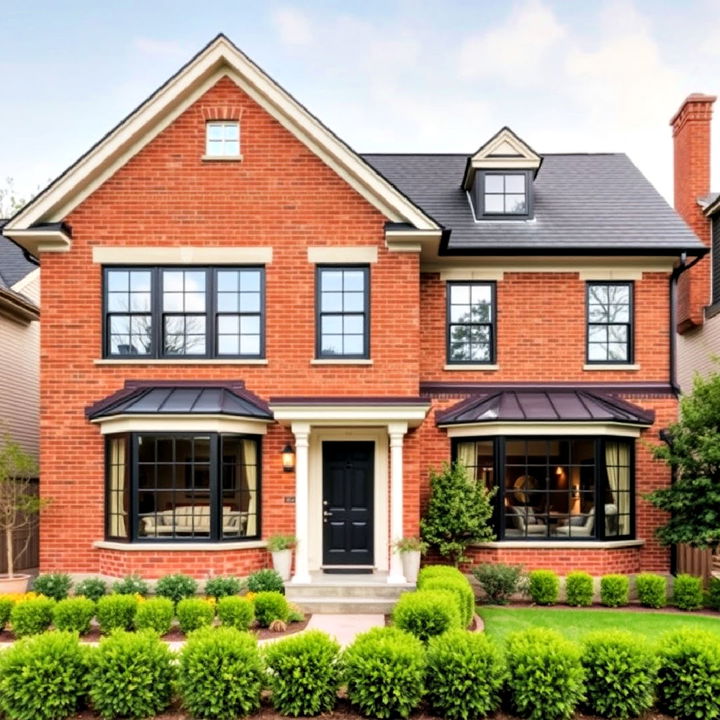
[[671, 94, 720, 393], [2, 35, 706, 582]]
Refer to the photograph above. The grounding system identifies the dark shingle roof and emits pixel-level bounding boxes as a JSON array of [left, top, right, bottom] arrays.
[[0, 221, 37, 289], [362, 153, 705, 254]]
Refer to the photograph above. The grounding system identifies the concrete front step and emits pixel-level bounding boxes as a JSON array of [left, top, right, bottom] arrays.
[[287, 583, 413, 599], [290, 596, 400, 615]]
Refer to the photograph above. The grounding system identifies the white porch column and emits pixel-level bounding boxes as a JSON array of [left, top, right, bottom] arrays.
[[387, 422, 408, 584], [290, 422, 311, 584]]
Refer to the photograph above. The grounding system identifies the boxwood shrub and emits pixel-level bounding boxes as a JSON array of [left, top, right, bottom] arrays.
[[505, 627, 584, 720], [204, 575, 243, 600], [420, 576, 474, 627], [177, 597, 215, 634], [343, 626, 426, 719], [425, 629, 505, 720], [253, 591, 289, 628], [10, 596, 55, 637], [564, 571, 593, 607], [656, 629, 720, 719], [155, 573, 198, 605], [636, 572, 667, 608], [581, 630, 658, 720], [247, 568, 284, 594], [217, 595, 254, 631], [96, 593, 138, 634], [0, 596, 15, 630], [111, 574, 149, 596], [672, 573, 704, 611], [472, 563, 525, 605], [133, 596, 175, 635], [177, 627, 264, 720], [708, 576, 720, 611], [417, 565, 465, 587], [264, 629, 341, 716], [52, 596, 96, 634], [74, 577, 107, 603], [392, 590, 461, 642], [528, 570, 560, 606], [88, 630, 175, 719], [600, 574, 629, 607], [32, 573, 72, 602], [0, 631, 89, 720]]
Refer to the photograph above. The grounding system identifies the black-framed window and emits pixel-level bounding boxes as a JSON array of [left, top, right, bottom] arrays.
[[447, 281, 495, 363], [455, 436, 634, 541], [481, 172, 529, 216], [586, 282, 633, 363], [316, 265, 369, 358], [105, 432, 261, 543], [103, 267, 265, 359]]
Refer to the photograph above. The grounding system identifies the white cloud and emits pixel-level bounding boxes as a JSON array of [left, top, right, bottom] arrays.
[[458, 0, 566, 83], [272, 7, 314, 47]]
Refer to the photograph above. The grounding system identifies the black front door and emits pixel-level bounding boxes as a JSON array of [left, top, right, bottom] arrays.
[[322, 441, 374, 568]]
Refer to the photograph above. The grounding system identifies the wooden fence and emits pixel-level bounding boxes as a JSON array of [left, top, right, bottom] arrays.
[[0, 479, 39, 574], [676, 544, 717, 585]]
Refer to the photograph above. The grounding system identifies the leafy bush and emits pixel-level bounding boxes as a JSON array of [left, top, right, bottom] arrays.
[[0, 596, 15, 630], [133, 596, 174, 635], [600, 574, 629, 607], [52, 596, 96, 634], [267, 533, 297, 552], [96, 593, 138, 634], [177, 597, 215, 634], [417, 565, 465, 587], [88, 630, 175, 719], [425, 629, 505, 720], [204, 575, 243, 600], [287, 601, 305, 623], [420, 461, 495, 564], [217, 595, 254, 631], [155, 573, 198, 605], [247, 568, 284, 594], [254, 591, 289, 628], [528, 569, 560, 606], [636, 572, 667, 608], [177, 627, 263, 720], [10, 596, 55, 637], [420, 576, 474, 627], [32, 573, 72, 602], [565, 571, 593, 607], [472, 563, 524, 604], [707, 576, 720, 611], [0, 631, 89, 720], [392, 590, 461, 642], [343, 626, 426, 719], [75, 577, 108, 603], [265, 629, 341, 716], [505, 627, 584, 720], [581, 630, 658, 720], [111, 573, 149, 596], [656, 629, 720, 719], [672, 573, 704, 611]]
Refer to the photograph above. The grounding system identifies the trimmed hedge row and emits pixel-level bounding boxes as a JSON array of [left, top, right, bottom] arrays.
[[0, 625, 717, 720]]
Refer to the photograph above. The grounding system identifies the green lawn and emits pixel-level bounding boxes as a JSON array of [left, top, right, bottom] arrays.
[[478, 606, 720, 644]]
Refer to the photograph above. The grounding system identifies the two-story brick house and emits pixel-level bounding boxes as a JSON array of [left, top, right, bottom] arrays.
[[2, 36, 706, 583]]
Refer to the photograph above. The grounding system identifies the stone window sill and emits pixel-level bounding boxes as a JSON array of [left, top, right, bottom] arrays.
[[583, 364, 640, 371], [94, 359, 268, 366], [444, 364, 499, 371], [311, 359, 373, 365], [201, 154, 244, 162], [94, 540, 267, 552], [473, 539, 645, 550]]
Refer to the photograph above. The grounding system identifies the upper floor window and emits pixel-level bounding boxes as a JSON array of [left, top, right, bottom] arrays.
[[104, 267, 264, 359], [586, 282, 633, 364], [206, 121, 240, 157], [482, 172, 528, 216], [316, 266, 369, 358], [447, 281, 495, 364]]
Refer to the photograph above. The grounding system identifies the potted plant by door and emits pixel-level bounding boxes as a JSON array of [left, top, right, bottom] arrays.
[[394, 537, 428, 584], [267, 534, 297, 581], [0, 437, 46, 593]]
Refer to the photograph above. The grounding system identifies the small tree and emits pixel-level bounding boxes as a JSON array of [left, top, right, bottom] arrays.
[[0, 437, 43, 577], [421, 461, 495, 565], [647, 369, 720, 550]]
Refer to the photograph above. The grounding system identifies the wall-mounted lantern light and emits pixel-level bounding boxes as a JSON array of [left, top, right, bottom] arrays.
[[281, 444, 296, 472]]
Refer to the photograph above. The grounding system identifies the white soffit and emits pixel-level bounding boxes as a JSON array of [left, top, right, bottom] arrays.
[[91, 414, 270, 436], [442, 422, 646, 439], [270, 403, 429, 428]]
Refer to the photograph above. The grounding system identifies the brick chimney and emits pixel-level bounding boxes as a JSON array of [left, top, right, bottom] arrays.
[[670, 93, 716, 332]]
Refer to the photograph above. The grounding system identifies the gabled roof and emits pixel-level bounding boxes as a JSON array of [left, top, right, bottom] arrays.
[[5, 34, 438, 254], [363, 153, 707, 256], [436, 389, 654, 426]]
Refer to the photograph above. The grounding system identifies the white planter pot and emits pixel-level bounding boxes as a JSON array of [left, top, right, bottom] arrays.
[[0, 574, 31, 594], [271, 549, 293, 581], [401, 551, 421, 585]]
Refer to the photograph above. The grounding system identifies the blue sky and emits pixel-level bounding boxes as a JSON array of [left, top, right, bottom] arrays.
[[1, 0, 718, 205]]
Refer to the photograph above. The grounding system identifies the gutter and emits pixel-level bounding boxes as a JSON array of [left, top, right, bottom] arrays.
[[0, 287, 39, 324]]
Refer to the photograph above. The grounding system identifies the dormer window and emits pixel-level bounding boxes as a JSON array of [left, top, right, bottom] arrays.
[[205, 121, 240, 158], [483, 173, 528, 215]]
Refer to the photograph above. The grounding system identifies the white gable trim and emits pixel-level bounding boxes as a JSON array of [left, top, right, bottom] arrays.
[[6, 36, 438, 249]]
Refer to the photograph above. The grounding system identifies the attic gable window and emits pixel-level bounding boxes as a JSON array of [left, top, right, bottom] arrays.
[[205, 121, 240, 158], [482, 172, 528, 216]]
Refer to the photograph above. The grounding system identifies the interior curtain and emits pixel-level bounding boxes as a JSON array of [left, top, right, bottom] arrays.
[[605, 441, 630, 535], [457, 442, 478, 482], [242, 440, 258, 536], [110, 438, 127, 538]]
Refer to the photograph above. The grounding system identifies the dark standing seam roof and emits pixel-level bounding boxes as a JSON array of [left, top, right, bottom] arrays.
[[362, 153, 706, 254], [0, 221, 38, 290], [86, 382, 272, 421], [436, 390, 654, 426]]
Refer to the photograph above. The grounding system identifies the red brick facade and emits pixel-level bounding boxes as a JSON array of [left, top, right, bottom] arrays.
[[36, 65, 680, 580]]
